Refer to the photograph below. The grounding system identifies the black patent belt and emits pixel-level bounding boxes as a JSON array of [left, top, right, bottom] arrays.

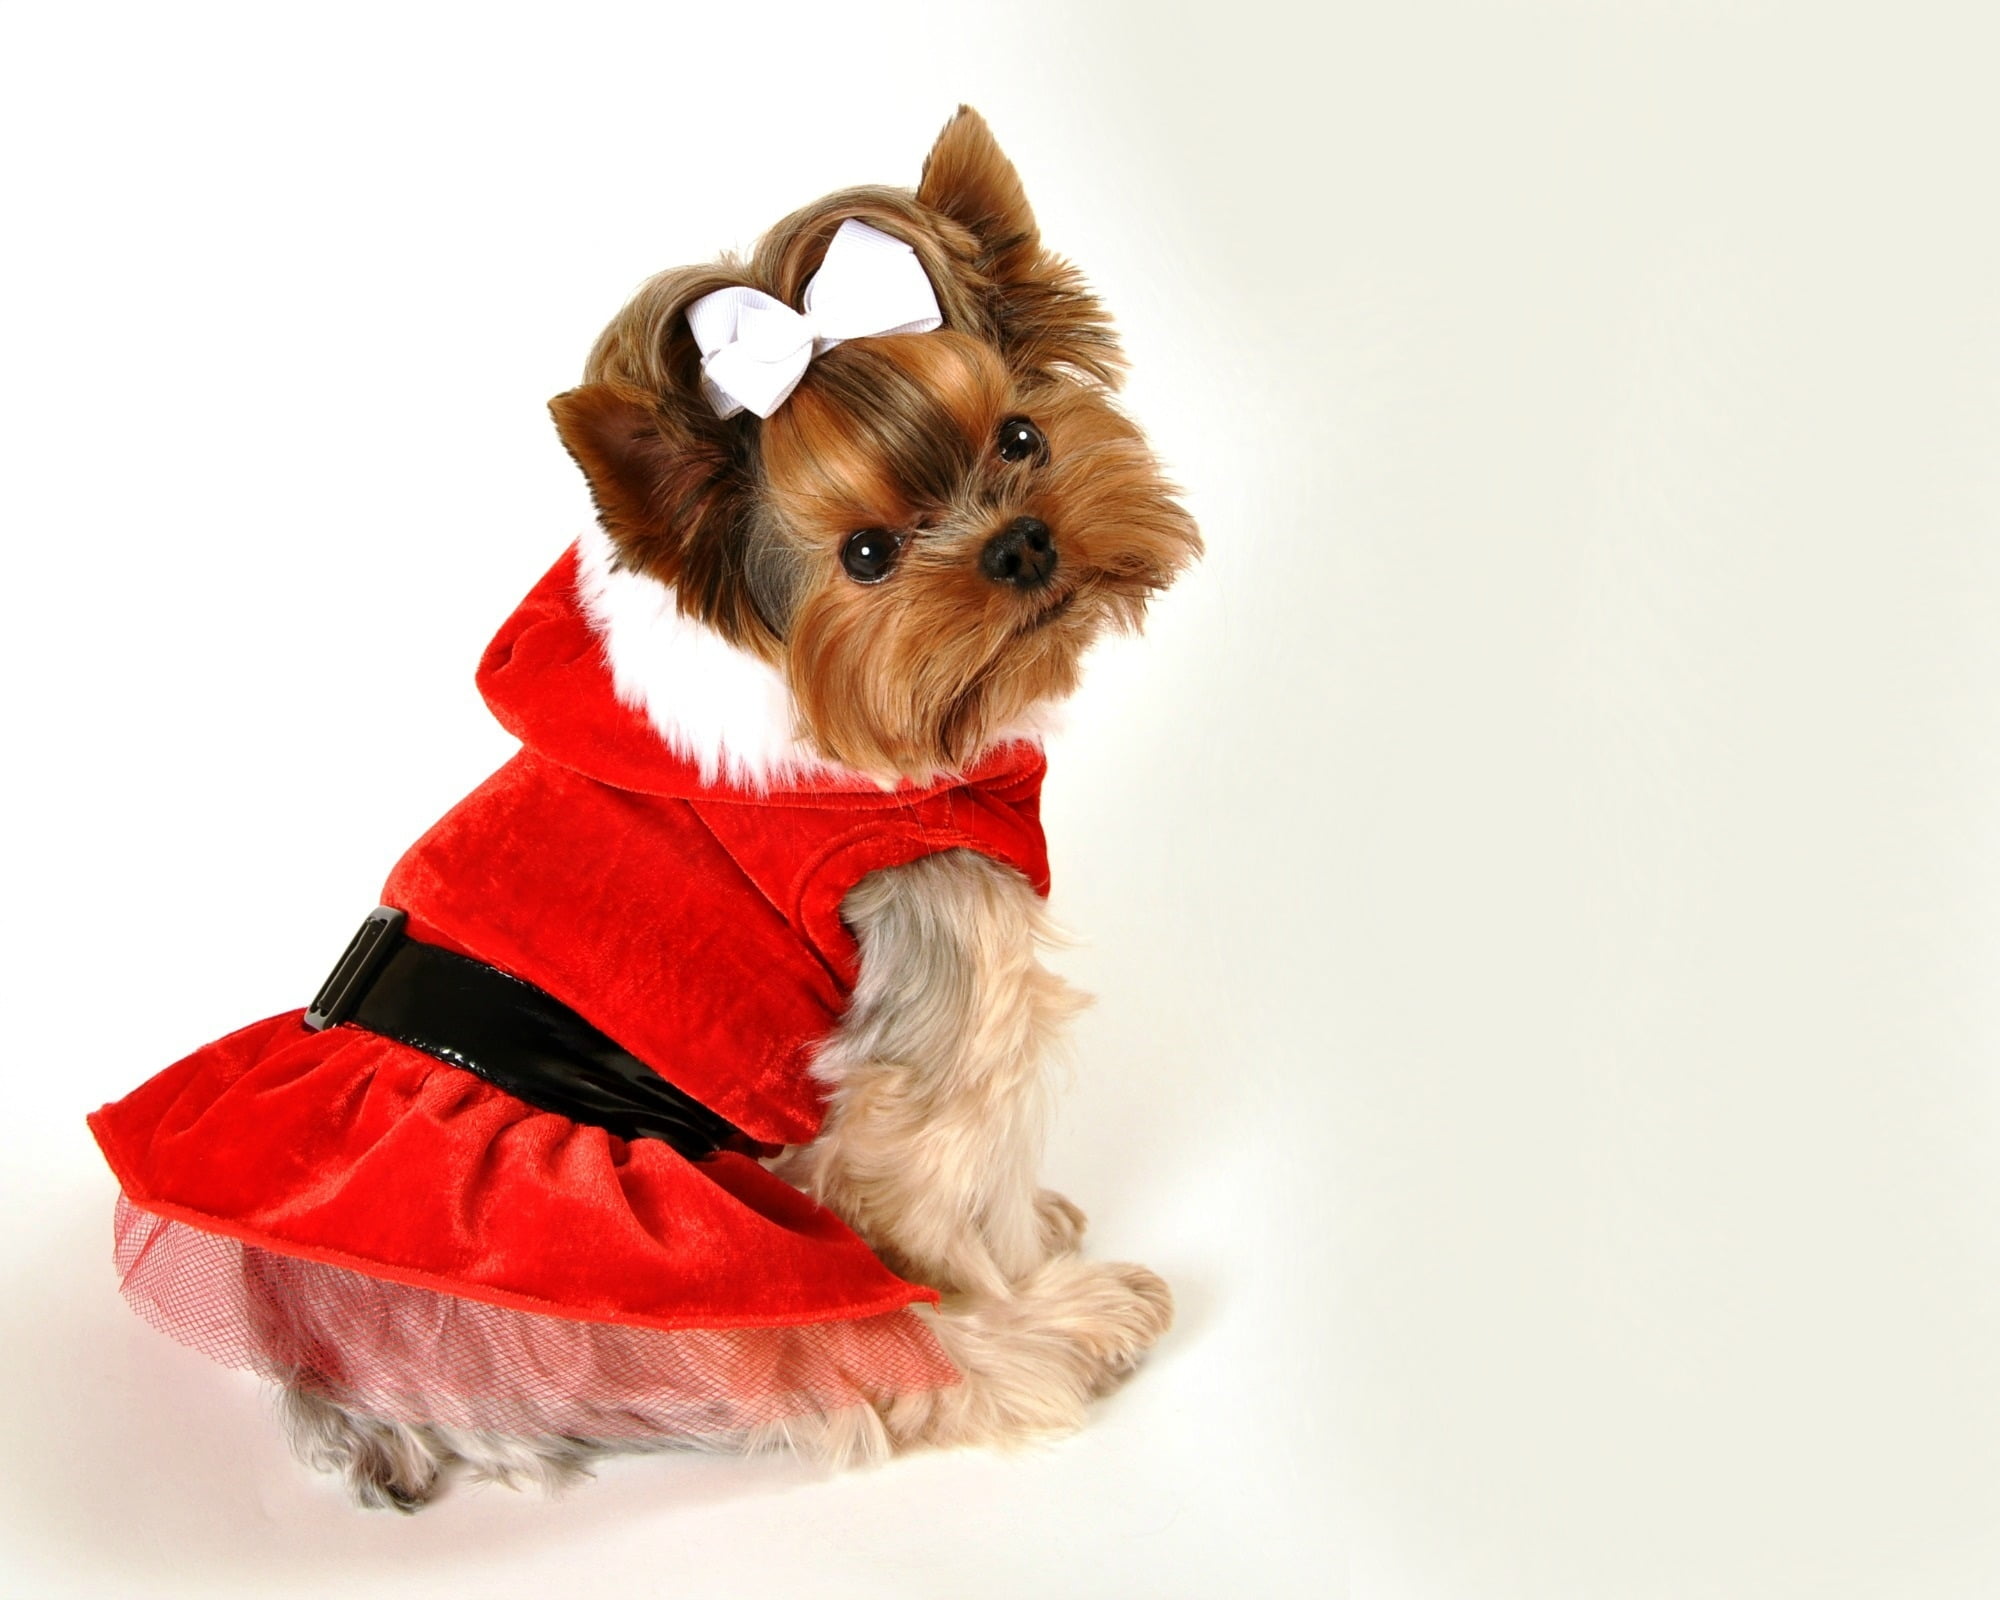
[[303, 907, 754, 1161]]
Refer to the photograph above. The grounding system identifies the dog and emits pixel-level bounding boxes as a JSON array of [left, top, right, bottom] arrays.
[[88, 106, 1199, 1510]]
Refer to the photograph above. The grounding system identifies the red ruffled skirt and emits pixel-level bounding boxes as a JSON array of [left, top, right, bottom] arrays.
[[90, 1012, 956, 1437]]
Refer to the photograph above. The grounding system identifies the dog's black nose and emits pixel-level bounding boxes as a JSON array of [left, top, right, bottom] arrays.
[[980, 517, 1057, 590]]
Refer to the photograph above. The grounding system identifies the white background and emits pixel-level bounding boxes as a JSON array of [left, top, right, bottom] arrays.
[[4, 3, 1999, 1596]]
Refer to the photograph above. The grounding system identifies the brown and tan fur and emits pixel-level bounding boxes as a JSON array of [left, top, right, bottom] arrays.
[[285, 107, 1198, 1510]]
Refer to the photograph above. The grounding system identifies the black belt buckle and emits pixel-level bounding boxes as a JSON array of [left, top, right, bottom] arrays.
[[304, 906, 408, 1031]]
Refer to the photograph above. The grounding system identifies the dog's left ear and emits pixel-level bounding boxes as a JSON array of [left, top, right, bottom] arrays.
[[917, 106, 1124, 388], [549, 382, 769, 649]]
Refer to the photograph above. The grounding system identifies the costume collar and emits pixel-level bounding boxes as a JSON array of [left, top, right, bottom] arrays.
[[572, 520, 851, 788], [477, 542, 1046, 805]]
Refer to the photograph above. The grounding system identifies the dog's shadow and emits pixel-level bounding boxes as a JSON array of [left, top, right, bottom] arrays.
[[4, 1179, 1209, 1579]]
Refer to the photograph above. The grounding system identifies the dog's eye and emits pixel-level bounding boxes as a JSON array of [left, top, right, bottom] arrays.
[[840, 528, 902, 584], [997, 417, 1048, 465]]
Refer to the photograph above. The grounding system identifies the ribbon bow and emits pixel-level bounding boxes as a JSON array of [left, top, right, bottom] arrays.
[[685, 219, 944, 420]]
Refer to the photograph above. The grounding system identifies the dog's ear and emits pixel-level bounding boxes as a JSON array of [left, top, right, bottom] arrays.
[[917, 106, 1124, 388], [548, 382, 768, 648], [918, 107, 1038, 277]]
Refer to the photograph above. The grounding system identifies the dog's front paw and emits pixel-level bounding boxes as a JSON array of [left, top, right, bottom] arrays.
[[1047, 1259, 1174, 1393], [1034, 1188, 1088, 1259]]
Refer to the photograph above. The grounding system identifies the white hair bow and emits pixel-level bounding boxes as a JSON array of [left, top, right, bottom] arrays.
[[685, 219, 944, 420]]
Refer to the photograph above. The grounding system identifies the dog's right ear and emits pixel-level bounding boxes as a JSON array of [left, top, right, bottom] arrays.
[[917, 106, 1124, 388], [548, 382, 767, 648]]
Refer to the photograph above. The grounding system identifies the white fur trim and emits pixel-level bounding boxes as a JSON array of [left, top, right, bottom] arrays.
[[573, 523, 1057, 790], [574, 522, 849, 789]]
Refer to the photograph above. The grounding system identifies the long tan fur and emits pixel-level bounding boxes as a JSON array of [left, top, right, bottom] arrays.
[[787, 850, 1172, 1450]]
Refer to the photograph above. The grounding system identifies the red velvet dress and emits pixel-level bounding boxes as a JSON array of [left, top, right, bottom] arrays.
[[89, 546, 1051, 1437]]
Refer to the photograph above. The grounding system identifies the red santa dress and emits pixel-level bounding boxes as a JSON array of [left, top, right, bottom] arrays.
[[87, 544, 1051, 1438]]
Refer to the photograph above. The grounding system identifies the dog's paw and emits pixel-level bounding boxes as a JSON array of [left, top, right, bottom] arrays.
[[1044, 1259, 1173, 1393], [280, 1385, 447, 1513], [1034, 1188, 1088, 1258]]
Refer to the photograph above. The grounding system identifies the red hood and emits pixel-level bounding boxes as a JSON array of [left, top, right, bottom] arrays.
[[477, 545, 1046, 804]]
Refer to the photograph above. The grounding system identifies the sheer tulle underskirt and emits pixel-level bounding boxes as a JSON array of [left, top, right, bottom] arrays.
[[113, 1194, 959, 1438]]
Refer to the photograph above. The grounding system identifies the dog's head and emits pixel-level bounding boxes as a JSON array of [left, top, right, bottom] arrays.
[[550, 107, 1200, 783]]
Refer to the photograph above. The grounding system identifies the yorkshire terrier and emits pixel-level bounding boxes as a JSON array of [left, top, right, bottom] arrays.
[[88, 106, 1199, 1510]]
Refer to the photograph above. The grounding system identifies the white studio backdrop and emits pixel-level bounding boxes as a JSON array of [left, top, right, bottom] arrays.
[[4, 3, 1999, 1598]]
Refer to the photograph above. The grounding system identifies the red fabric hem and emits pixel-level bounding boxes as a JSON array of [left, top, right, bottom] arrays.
[[89, 1113, 937, 1336]]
